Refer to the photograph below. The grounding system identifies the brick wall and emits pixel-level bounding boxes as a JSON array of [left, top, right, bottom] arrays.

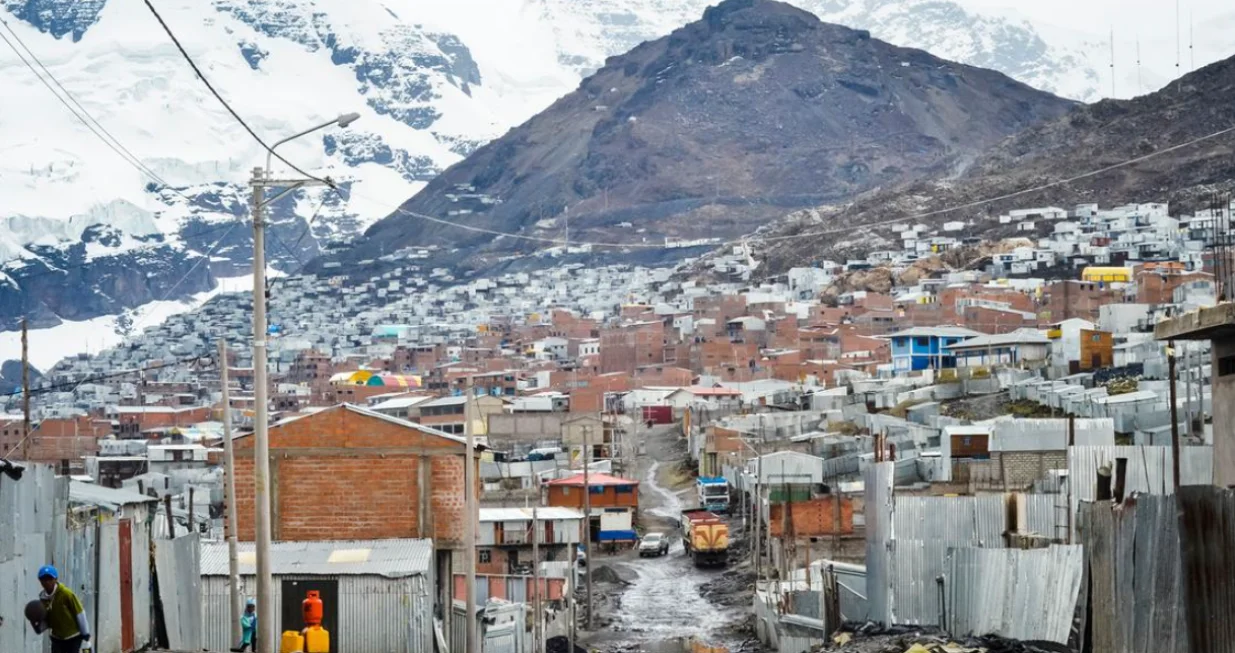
[[991, 451, 1067, 489], [768, 496, 854, 538], [230, 405, 472, 548]]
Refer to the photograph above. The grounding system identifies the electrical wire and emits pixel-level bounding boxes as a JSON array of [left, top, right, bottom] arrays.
[[2, 220, 243, 284], [141, 0, 336, 190], [0, 18, 190, 200], [343, 120, 1235, 251], [1, 355, 217, 460]]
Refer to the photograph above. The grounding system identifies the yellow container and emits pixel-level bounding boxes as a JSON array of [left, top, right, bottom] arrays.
[[280, 630, 305, 653], [305, 626, 330, 653]]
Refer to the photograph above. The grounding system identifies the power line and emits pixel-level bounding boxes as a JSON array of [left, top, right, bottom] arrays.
[[1, 354, 217, 460], [2, 220, 243, 283], [140, 0, 336, 189], [342, 120, 1235, 252], [0, 18, 189, 200]]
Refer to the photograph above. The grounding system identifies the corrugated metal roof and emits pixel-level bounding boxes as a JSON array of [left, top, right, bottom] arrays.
[[479, 507, 585, 522], [199, 539, 432, 577], [545, 472, 636, 487], [69, 480, 157, 511], [991, 418, 1115, 451]]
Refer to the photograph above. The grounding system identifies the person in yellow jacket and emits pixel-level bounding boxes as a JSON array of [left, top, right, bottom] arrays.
[[35, 565, 91, 653]]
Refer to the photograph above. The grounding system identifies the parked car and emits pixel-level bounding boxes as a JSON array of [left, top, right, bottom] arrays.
[[638, 532, 670, 557]]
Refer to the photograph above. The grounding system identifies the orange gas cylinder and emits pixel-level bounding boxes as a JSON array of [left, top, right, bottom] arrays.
[[302, 591, 323, 628]]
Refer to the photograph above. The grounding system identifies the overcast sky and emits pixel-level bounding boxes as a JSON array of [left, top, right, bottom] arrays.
[[960, 0, 1234, 95]]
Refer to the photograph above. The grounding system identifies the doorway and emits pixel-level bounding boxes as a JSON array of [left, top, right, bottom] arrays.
[[280, 579, 340, 648]]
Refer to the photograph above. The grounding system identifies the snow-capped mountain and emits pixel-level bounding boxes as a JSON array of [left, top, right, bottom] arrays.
[[0, 0, 1212, 347]]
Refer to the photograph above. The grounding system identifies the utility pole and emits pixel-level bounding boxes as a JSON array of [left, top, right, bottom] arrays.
[[1168, 341, 1181, 490], [219, 339, 242, 646], [246, 114, 357, 653], [464, 375, 478, 653], [583, 424, 594, 631], [532, 498, 542, 653], [754, 418, 764, 585], [1183, 342, 1194, 439], [21, 317, 30, 460], [249, 166, 276, 653]]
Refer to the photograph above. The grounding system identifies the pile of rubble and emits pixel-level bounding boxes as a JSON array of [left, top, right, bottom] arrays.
[[820, 624, 1072, 653]]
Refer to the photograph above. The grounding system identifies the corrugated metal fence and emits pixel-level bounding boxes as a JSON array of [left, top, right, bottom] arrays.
[[1081, 494, 1189, 653], [863, 463, 894, 626], [1068, 445, 1213, 540], [0, 465, 67, 653], [1, 465, 159, 653], [202, 573, 434, 653], [947, 544, 1083, 644], [1175, 486, 1235, 653]]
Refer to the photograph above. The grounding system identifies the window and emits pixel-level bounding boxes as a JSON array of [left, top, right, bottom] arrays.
[[1219, 355, 1235, 377], [915, 337, 930, 347], [614, 485, 634, 494], [589, 485, 605, 494], [1091, 334, 1102, 342], [479, 549, 491, 564]]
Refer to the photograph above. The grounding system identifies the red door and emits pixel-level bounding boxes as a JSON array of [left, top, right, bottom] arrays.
[[119, 519, 134, 652]]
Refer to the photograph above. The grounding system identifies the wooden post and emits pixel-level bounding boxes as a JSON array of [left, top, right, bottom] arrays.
[[532, 499, 542, 653], [21, 318, 30, 460], [164, 494, 176, 539], [1168, 341, 1181, 490]]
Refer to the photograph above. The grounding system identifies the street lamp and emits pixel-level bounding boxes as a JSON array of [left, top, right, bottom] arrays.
[[250, 112, 359, 653], [265, 113, 362, 175]]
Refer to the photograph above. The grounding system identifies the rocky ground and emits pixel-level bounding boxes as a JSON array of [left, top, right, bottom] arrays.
[[579, 424, 766, 653]]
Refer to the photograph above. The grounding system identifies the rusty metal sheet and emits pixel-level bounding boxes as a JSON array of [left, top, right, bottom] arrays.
[[1176, 486, 1235, 653]]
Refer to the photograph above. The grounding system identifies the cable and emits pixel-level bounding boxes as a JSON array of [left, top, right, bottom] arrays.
[[1, 354, 216, 460], [141, 0, 336, 189], [343, 120, 1235, 252], [2, 220, 242, 284], [0, 19, 190, 200]]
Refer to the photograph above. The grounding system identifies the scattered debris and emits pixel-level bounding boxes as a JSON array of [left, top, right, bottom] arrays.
[[817, 624, 1075, 653]]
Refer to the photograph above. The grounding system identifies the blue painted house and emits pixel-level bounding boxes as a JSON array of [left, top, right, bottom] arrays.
[[889, 326, 984, 372]]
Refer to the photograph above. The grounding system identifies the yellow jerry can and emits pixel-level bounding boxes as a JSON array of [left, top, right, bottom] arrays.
[[280, 630, 305, 653], [305, 626, 331, 653]]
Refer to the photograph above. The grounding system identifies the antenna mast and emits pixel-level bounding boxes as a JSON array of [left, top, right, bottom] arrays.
[[1136, 38, 1142, 95], [1175, 0, 1182, 92], [1189, 11, 1195, 72], [1109, 27, 1116, 98]]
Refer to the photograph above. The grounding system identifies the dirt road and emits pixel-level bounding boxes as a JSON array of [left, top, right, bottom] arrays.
[[583, 423, 758, 652]]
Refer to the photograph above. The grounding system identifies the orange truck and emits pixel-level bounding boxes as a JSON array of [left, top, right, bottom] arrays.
[[680, 509, 729, 568]]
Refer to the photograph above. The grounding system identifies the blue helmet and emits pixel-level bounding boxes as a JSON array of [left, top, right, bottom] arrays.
[[37, 565, 58, 580]]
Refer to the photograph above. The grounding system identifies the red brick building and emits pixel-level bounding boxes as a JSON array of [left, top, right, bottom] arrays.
[[0, 416, 109, 468], [230, 404, 475, 553]]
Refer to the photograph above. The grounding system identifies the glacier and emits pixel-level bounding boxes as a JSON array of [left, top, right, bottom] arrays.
[[0, 0, 1224, 357]]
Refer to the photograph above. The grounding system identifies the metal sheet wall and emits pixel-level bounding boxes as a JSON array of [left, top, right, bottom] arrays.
[[946, 544, 1083, 644], [863, 463, 894, 625], [203, 573, 433, 653], [1020, 493, 1062, 537], [894, 496, 1006, 547], [1067, 445, 1212, 541], [1176, 487, 1235, 653], [1080, 496, 1190, 653], [155, 533, 202, 650], [0, 465, 64, 653], [889, 540, 951, 626]]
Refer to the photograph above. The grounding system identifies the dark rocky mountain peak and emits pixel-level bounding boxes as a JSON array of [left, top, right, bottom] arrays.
[[320, 0, 1076, 273]]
